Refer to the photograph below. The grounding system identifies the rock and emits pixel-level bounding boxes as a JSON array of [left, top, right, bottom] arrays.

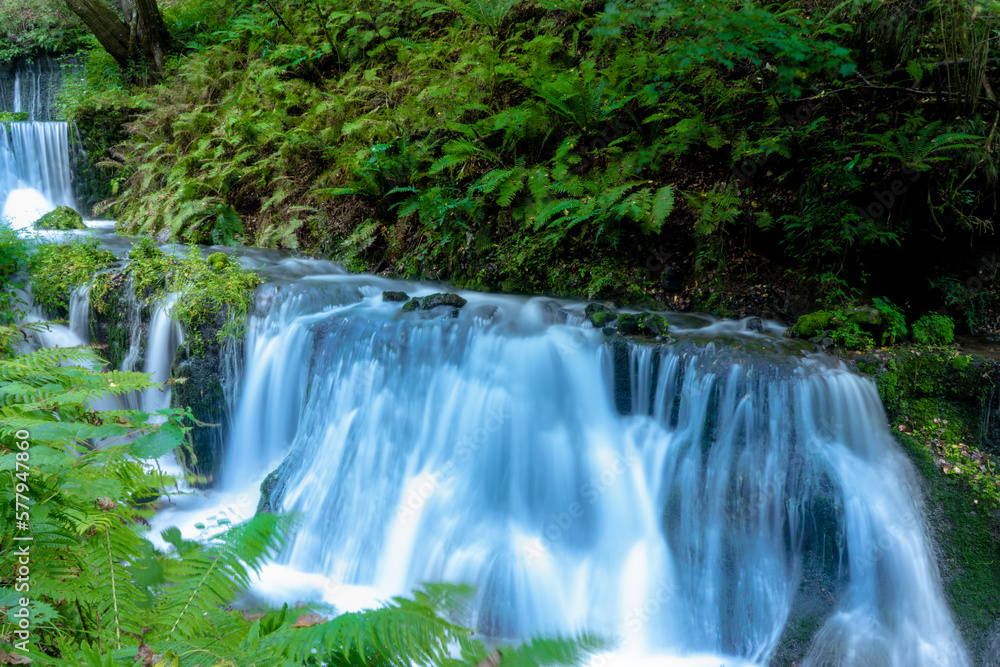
[[402, 297, 421, 311], [420, 292, 467, 309], [821, 337, 835, 349], [637, 311, 668, 336], [585, 303, 618, 328], [382, 290, 409, 302], [792, 311, 834, 338], [207, 252, 229, 271], [616, 313, 640, 335], [617, 311, 668, 336], [844, 306, 882, 335], [747, 317, 763, 332], [34, 206, 85, 230], [661, 265, 683, 292]]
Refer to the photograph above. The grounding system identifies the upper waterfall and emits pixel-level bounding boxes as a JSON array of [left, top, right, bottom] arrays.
[[0, 56, 79, 122], [0, 57, 80, 228]]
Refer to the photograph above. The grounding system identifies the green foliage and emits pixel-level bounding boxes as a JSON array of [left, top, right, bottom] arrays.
[[27, 238, 116, 313], [123, 241, 262, 355], [913, 312, 956, 345], [0, 223, 28, 327], [873, 296, 907, 345], [0, 0, 85, 62]]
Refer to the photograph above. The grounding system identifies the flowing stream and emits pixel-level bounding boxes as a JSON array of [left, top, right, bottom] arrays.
[[1, 62, 977, 667]]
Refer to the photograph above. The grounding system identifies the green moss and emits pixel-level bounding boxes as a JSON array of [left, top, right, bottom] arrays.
[[206, 252, 230, 271], [792, 311, 833, 338], [0, 112, 28, 122], [126, 240, 261, 355], [33, 206, 85, 230], [28, 239, 117, 313]]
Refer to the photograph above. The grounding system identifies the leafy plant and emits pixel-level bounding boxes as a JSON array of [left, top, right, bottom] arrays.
[[27, 238, 117, 313], [873, 296, 907, 345], [912, 312, 956, 345]]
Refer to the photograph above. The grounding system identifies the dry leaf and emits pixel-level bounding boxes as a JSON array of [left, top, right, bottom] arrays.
[[0, 649, 32, 665], [292, 613, 327, 627], [243, 612, 266, 622]]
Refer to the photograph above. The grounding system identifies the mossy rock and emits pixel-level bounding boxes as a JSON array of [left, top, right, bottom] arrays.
[[842, 306, 883, 335], [383, 290, 409, 302], [637, 311, 668, 336], [792, 311, 834, 338], [616, 313, 641, 335], [207, 252, 230, 271], [34, 206, 85, 230], [421, 292, 467, 309], [402, 297, 421, 311], [616, 311, 667, 336], [585, 303, 618, 327]]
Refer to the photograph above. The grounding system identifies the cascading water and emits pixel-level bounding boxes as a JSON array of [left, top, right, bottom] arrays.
[[0, 56, 76, 122], [0, 58, 79, 228], [0, 121, 76, 228], [149, 272, 971, 667]]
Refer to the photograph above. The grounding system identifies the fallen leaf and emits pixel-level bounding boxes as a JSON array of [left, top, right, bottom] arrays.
[[292, 613, 327, 627], [0, 649, 31, 665]]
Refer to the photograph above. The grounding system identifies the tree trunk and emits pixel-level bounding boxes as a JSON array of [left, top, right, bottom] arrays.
[[63, 0, 171, 82]]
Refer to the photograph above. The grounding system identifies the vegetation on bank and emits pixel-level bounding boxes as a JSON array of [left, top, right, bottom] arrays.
[[28, 238, 116, 313], [41, 0, 1000, 334], [92, 240, 262, 354]]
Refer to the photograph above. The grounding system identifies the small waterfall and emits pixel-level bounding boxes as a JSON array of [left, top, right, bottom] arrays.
[[140, 295, 183, 417], [0, 121, 77, 228], [167, 275, 971, 667]]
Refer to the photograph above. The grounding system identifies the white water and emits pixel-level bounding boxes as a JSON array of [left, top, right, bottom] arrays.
[[0, 121, 76, 228], [144, 272, 970, 667]]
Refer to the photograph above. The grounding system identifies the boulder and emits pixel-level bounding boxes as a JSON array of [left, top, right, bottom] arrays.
[[637, 311, 669, 336], [382, 290, 409, 302], [616, 313, 640, 335], [747, 317, 764, 332], [843, 306, 882, 335], [616, 311, 668, 336], [792, 311, 834, 338], [34, 206, 85, 230], [420, 292, 467, 309], [585, 303, 618, 328], [402, 297, 421, 311]]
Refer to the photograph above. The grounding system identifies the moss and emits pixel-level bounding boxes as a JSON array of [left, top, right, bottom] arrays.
[[792, 310, 833, 338], [126, 240, 261, 355], [90, 271, 136, 370], [206, 252, 229, 271], [28, 239, 117, 314], [33, 206, 85, 230], [0, 112, 28, 121]]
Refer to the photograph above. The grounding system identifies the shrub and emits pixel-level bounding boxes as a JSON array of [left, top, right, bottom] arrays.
[[912, 313, 956, 345]]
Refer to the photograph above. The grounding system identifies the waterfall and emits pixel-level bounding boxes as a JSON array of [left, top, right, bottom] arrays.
[[0, 56, 79, 122], [0, 121, 77, 228], [143, 273, 970, 667], [0, 58, 80, 229]]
